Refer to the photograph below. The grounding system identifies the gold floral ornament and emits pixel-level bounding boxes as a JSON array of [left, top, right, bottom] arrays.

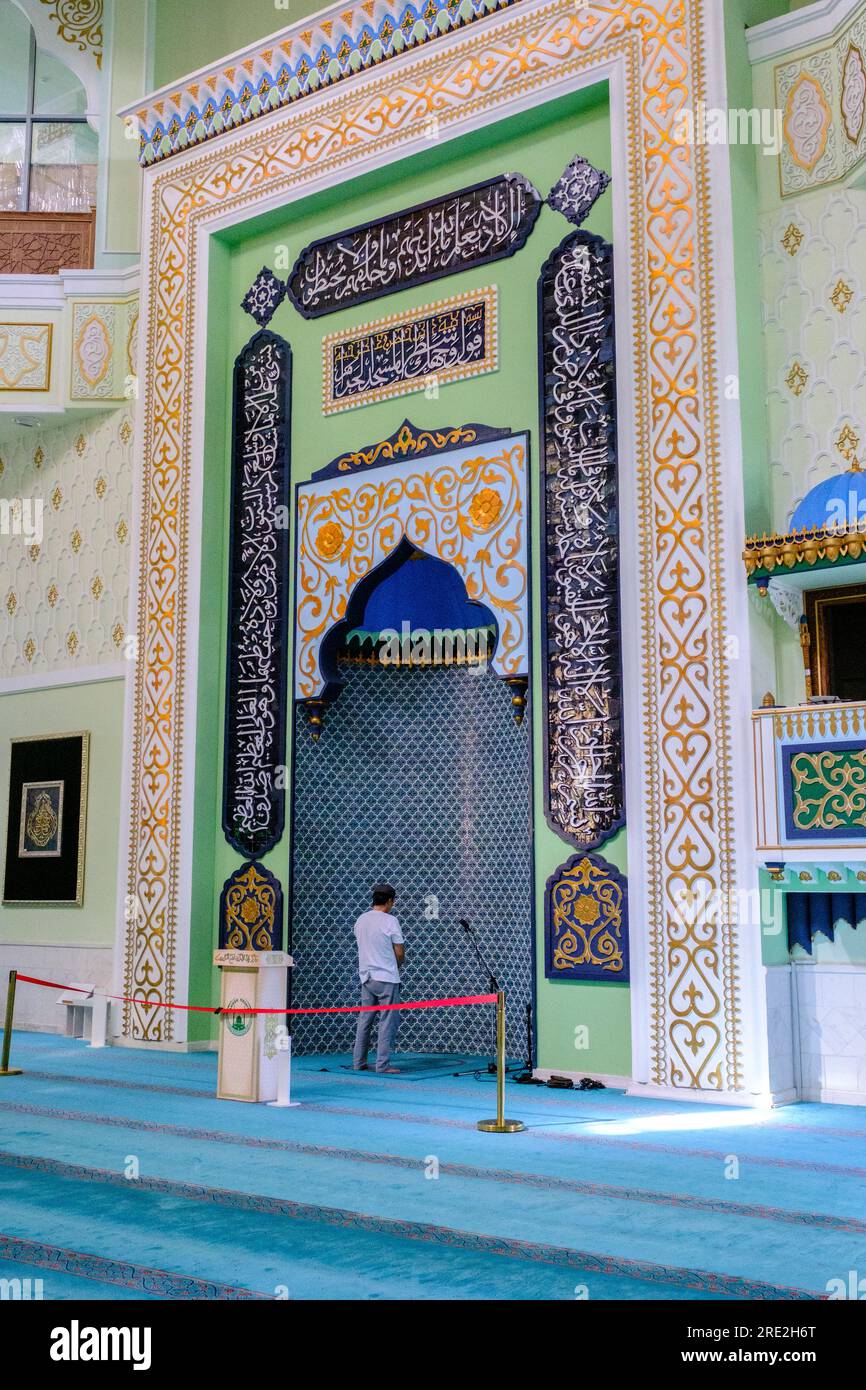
[[23, 638, 35, 663], [34, 446, 44, 469], [116, 519, 128, 544], [112, 622, 124, 647], [222, 863, 280, 951], [786, 362, 808, 396], [95, 475, 107, 499], [71, 528, 82, 554], [91, 575, 103, 601], [547, 853, 627, 979], [830, 280, 853, 314], [574, 894, 600, 926], [296, 435, 528, 699], [119, 418, 132, 445], [468, 486, 502, 531], [51, 486, 62, 510], [315, 519, 344, 560], [66, 630, 79, 657], [837, 423, 861, 461], [40, 0, 103, 68], [781, 223, 803, 256], [47, 584, 58, 608], [6, 592, 17, 616]]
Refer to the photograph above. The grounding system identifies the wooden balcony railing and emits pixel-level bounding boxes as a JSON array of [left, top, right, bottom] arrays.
[[752, 700, 866, 860], [0, 208, 96, 276]]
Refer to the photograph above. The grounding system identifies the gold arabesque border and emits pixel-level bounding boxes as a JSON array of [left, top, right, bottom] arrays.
[[125, 0, 741, 1092]]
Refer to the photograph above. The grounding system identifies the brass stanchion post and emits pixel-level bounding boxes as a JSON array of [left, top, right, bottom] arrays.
[[1, 970, 23, 1076], [477, 990, 524, 1133]]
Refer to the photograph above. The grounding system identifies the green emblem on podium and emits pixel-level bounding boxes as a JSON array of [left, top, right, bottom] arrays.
[[224, 997, 253, 1036]]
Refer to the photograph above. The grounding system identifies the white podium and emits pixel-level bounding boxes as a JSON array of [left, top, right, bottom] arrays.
[[213, 949, 293, 1102]]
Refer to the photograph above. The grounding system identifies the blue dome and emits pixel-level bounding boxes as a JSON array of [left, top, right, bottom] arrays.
[[790, 467, 866, 532], [357, 549, 493, 634]]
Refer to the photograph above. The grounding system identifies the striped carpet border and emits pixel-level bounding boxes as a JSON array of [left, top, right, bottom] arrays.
[[0, 1149, 823, 1301], [15, 1070, 866, 1179], [1, 1099, 864, 1236], [0, 1233, 269, 1299]]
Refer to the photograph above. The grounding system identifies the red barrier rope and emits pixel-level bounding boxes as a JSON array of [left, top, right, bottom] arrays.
[[14, 974, 496, 1017]]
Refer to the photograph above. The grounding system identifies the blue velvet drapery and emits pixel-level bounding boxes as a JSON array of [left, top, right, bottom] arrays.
[[786, 892, 866, 954]]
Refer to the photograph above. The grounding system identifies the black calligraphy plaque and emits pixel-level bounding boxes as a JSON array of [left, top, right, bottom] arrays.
[[539, 231, 624, 851], [288, 174, 541, 319], [323, 289, 496, 413], [223, 330, 292, 858]]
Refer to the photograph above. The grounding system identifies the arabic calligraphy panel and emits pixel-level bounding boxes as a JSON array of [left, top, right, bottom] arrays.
[[322, 287, 497, 415], [540, 231, 624, 851], [223, 331, 292, 858], [289, 174, 540, 318]]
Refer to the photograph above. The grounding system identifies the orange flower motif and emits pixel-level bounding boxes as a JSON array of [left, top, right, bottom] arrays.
[[315, 520, 344, 559], [469, 487, 502, 530]]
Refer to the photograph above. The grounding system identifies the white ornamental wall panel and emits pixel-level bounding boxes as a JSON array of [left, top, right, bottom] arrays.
[[776, 5, 866, 196], [0, 410, 134, 676], [760, 189, 866, 533]]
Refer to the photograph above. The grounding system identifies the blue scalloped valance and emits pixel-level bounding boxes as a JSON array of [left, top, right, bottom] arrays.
[[786, 892, 866, 954]]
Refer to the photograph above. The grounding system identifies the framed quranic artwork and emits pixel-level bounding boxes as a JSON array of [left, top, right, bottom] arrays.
[[3, 732, 90, 906]]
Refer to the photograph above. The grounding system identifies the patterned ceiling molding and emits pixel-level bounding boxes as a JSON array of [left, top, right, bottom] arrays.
[[120, 0, 754, 1098], [125, 0, 522, 166], [294, 429, 529, 700], [775, 1, 866, 195], [38, 0, 103, 67]]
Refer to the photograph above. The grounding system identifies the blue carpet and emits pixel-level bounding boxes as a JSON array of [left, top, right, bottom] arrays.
[[0, 1031, 863, 1300]]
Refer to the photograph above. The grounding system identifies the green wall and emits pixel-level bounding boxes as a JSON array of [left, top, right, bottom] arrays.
[[0, 678, 125, 948], [152, 0, 322, 88], [191, 85, 631, 1074]]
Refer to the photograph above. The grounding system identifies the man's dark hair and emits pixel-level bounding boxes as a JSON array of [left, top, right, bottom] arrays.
[[372, 883, 396, 906]]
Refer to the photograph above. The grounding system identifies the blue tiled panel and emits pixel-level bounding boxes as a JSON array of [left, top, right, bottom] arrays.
[[290, 662, 532, 1057]]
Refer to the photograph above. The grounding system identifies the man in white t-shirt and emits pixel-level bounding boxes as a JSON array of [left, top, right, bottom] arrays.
[[352, 883, 405, 1074]]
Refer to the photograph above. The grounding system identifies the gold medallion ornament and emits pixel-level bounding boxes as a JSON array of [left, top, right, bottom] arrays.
[[469, 488, 502, 530], [26, 791, 58, 850], [220, 862, 283, 952], [545, 853, 628, 981], [315, 521, 344, 559]]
